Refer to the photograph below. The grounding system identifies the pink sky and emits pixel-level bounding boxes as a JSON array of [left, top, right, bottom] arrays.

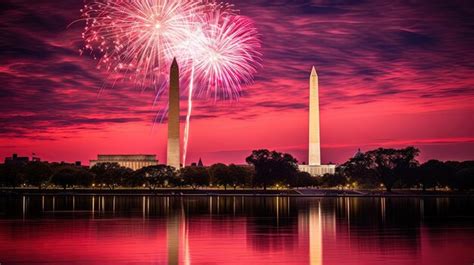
[[0, 0, 473, 165]]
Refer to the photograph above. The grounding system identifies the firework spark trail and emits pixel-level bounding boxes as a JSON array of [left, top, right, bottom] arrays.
[[183, 63, 195, 165], [174, 21, 206, 166]]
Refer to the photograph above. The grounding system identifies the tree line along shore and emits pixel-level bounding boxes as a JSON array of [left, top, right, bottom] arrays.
[[1, 147, 473, 193]]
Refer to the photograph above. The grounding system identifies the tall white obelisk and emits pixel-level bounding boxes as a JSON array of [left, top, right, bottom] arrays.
[[309, 66, 321, 166], [167, 58, 180, 169], [299, 66, 335, 176]]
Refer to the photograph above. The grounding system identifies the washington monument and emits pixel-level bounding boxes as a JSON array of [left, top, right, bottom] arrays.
[[167, 58, 180, 168], [299, 66, 335, 176], [309, 66, 321, 166]]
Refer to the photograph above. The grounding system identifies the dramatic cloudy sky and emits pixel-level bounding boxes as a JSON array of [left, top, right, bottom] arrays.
[[1, 0, 473, 165]]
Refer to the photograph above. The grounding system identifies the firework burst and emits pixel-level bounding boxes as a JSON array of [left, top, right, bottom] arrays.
[[80, 0, 200, 87], [188, 7, 261, 99], [196, 17, 261, 99]]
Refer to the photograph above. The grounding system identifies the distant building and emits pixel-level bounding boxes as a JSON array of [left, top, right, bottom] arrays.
[[50, 161, 86, 169], [90, 155, 159, 171], [298, 66, 336, 176], [31, 152, 41, 162], [4, 154, 29, 165], [353, 148, 363, 158], [299, 163, 336, 176], [190, 158, 204, 167]]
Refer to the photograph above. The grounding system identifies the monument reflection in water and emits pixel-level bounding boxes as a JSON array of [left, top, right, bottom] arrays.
[[0, 196, 473, 265]]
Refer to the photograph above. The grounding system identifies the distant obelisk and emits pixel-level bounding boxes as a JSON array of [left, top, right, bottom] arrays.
[[299, 66, 335, 176], [167, 58, 180, 168], [309, 66, 321, 166]]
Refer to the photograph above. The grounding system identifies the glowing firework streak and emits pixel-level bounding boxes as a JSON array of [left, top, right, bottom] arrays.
[[183, 63, 195, 165]]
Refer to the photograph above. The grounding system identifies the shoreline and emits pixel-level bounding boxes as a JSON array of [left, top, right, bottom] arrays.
[[1, 188, 472, 198]]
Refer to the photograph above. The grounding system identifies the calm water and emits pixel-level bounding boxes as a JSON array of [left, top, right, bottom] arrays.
[[0, 195, 473, 265]]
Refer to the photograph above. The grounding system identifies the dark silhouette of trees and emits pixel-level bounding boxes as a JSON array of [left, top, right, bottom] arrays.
[[291, 171, 319, 187], [24, 161, 52, 189], [0, 163, 25, 187], [1, 146, 472, 191], [209, 163, 231, 189], [417, 160, 449, 191], [320, 172, 347, 188], [0, 164, 4, 187], [209, 163, 253, 189], [51, 165, 93, 189], [341, 153, 377, 188], [133, 165, 176, 189], [180, 166, 210, 189], [228, 164, 252, 189], [90, 162, 133, 189], [340, 147, 420, 191], [415, 160, 473, 191], [246, 149, 298, 190], [447, 161, 474, 191]]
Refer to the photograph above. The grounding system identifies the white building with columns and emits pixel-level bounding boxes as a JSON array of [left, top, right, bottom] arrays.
[[90, 154, 158, 171]]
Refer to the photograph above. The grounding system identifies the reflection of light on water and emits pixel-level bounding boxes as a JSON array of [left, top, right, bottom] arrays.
[[91, 196, 95, 218], [287, 197, 290, 216], [209, 196, 213, 215], [276, 197, 280, 226], [381, 198, 386, 222], [275, 197, 291, 225], [167, 200, 191, 265], [298, 210, 308, 247], [345, 197, 350, 224], [420, 199, 424, 222], [436, 198, 450, 216], [5, 196, 474, 265], [181, 201, 190, 265], [22, 196, 26, 219], [147, 197, 150, 216], [142, 196, 146, 219], [233, 196, 236, 216], [72, 196, 75, 212], [323, 207, 337, 239], [113, 196, 116, 214], [309, 202, 322, 265], [167, 213, 179, 265]]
